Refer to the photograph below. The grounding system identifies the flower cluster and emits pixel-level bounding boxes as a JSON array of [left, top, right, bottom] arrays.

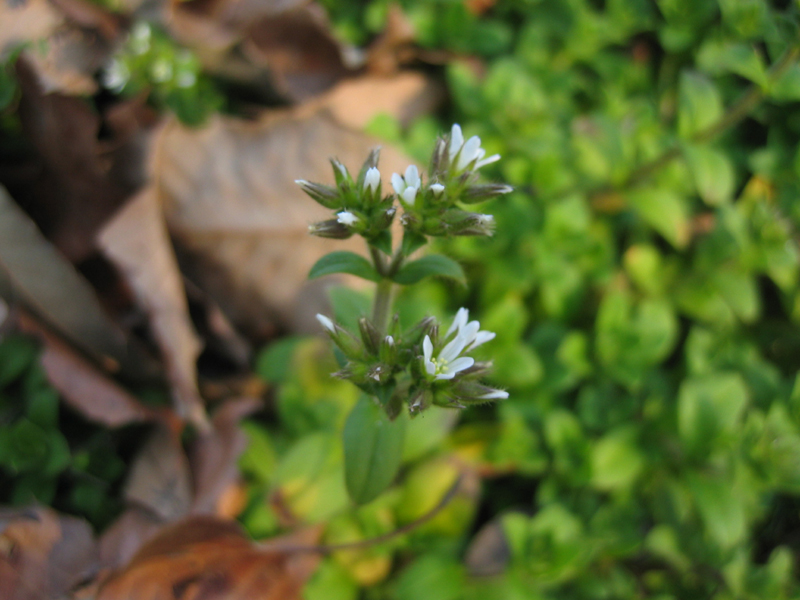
[[315, 308, 507, 417], [296, 124, 512, 256], [297, 149, 396, 252]]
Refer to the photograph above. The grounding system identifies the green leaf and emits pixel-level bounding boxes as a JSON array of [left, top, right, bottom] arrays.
[[0, 335, 38, 388], [678, 373, 748, 455], [343, 395, 406, 505], [591, 427, 644, 491], [678, 71, 723, 138], [627, 188, 690, 249], [309, 251, 381, 282], [393, 255, 466, 285], [683, 144, 735, 205]]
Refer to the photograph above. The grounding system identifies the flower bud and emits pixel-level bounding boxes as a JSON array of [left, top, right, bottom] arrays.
[[449, 380, 509, 404], [461, 183, 514, 204], [379, 334, 397, 364], [315, 314, 364, 360], [295, 179, 340, 209], [408, 388, 433, 415], [441, 210, 495, 237], [330, 158, 350, 187], [308, 219, 352, 239], [358, 317, 380, 355]]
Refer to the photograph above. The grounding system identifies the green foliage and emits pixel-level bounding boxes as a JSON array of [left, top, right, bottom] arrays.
[[0, 335, 123, 525], [101, 22, 223, 125], [250, 0, 800, 598]]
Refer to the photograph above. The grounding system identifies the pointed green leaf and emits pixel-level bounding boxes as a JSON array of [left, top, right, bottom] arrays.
[[393, 255, 466, 285], [678, 71, 723, 138], [309, 251, 381, 282], [343, 395, 406, 505]]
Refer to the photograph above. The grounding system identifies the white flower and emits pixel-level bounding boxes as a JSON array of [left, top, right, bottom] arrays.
[[364, 167, 381, 193], [391, 165, 421, 206], [422, 308, 497, 380], [448, 123, 501, 173], [429, 183, 445, 196], [316, 313, 335, 333], [102, 59, 129, 91], [337, 211, 358, 226]]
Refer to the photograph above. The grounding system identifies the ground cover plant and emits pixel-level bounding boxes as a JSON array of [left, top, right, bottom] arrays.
[[1, 0, 800, 599]]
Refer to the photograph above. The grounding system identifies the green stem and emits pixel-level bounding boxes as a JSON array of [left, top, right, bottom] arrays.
[[372, 278, 394, 335]]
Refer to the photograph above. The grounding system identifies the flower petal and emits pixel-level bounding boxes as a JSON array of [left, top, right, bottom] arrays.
[[448, 356, 475, 374], [479, 389, 508, 400], [316, 314, 335, 333], [405, 165, 420, 188], [467, 330, 496, 350], [401, 187, 417, 206], [391, 173, 405, 195], [423, 335, 434, 362], [449, 124, 464, 160], [447, 307, 469, 337]]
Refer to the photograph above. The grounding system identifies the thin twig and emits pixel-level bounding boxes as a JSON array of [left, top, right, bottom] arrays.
[[274, 475, 464, 555]]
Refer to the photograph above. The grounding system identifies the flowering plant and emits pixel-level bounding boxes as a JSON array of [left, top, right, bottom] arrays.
[[296, 124, 511, 503]]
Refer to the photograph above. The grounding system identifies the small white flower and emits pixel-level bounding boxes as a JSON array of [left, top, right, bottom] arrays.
[[385, 336, 395, 346], [448, 123, 501, 173], [364, 167, 381, 193], [477, 214, 494, 226], [102, 59, 129, 91], [175, 70, 196, 89], [429, 183, 445, 196], [337, 211, 358, 226], [423, 334, 474, 380], [316, 313, 335, 333], [391, 165, 421, 206], [422, 308, 497, 380]]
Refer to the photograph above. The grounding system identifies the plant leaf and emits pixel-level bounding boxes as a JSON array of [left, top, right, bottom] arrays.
[[309, 251, 381, 282], [392, 254, 466, 285], [343, 395, 406, 505]]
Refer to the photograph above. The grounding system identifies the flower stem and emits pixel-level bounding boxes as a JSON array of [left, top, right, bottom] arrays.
[[372, 278, 394, 335]]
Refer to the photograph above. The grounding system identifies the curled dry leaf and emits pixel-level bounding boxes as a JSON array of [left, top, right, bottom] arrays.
[[15, 309, 160, 428], [98, 187, 207, 427], [0, 506, 98, 600], [96, 516, 321, 600]]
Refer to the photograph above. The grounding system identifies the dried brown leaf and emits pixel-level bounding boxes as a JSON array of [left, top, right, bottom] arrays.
[[0, 184, 131, 369], [10, 59, 129, 260], [242, 5, 352, 100], [189, 397, 261, 515], [123, 424, 193, 522], [0, 506, 98, 600], [96, 516, 321, 600], [98, 507, 165, 572], [16, 310, 160, 427], [311, 71, 443, 131], [463, 515, 511, 577], [98, 187, 207, 427]]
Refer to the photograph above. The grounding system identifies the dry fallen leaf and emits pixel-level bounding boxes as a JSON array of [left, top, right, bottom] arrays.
[[189, 396, 261, 515], [95, 516, 321, 600], [99, 507, 165, 572], [0, 506, 98, 600], [1, 0, 119, 95], [242, 4, 353, 101], [0, 184, 131, 370], [311, 71, 443, 131], [154, 108, 417, 336], [463, 515, 511, 577], [15, 310, 161, 428], [98, 186, 207, 427], [10, 59, 130, 261], [123, 424, 193, 523]]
